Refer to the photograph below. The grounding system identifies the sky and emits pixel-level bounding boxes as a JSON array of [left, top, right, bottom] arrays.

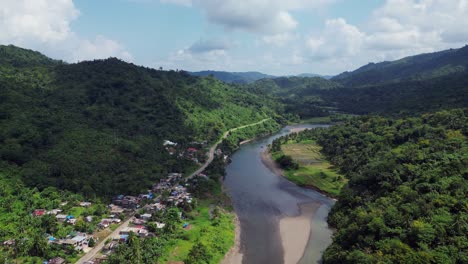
[[1, 0, 468, 75]]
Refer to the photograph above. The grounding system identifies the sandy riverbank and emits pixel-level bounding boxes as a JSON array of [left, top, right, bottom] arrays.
[[221, 215, 243, 264], [260, 147, 284, 176], [280, 203, 320, 264]]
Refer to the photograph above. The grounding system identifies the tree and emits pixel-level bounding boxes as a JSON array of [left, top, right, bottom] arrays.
[[185, 242, 211, 264]]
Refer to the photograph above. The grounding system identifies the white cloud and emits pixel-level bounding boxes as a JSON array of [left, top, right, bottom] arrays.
[[0, 0, 79, 44], [303, 0, 468, 73], [263, 33, 298, 46], [306, 18, 364, 59], [0, 0, 132, 62], [72, 35, 134, 62], [160, 0, 333, 34]]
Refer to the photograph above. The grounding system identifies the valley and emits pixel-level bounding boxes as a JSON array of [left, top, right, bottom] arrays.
[[0, 43, 466, 264]]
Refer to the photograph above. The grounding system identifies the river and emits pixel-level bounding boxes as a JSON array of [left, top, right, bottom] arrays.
[[223, 124, 335, 264]]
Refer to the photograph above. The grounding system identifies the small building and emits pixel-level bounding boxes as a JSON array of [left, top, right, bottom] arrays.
[[163, 140, 177, 146], [56, 214, 67, 222], [141, 213, 152, 221], [79, 202, 92, 207], [48, 257, 66, 264], [85, 216, 93, 222], [32, 209, 46, 217], [98, 220, 110, 228], [47, 209, 62, 215]]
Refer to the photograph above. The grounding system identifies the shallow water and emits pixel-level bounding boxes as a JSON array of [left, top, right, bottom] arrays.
[[223, 124, 335, 264]]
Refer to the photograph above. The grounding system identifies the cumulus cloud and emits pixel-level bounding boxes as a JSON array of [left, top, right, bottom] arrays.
[[160, 0, 333, 34], [304, 0, 468, 71], [0, 0, 132, 62]]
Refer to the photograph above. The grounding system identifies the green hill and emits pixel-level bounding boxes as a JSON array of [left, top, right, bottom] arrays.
[[319, 110, 467, 263], [333, 45, 468, 87], [0, 45, 281, 197]]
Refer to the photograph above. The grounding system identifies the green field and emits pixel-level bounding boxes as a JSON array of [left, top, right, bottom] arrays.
[[161, 200, 235, 264], [280, 141, 346, 197]]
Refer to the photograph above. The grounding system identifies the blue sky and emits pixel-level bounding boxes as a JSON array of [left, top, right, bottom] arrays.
[[1, 0, 468, 75]]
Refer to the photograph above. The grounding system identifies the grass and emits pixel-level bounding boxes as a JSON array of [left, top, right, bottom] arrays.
[[161, 199, 235, 264], [280, 141, 347, 197]]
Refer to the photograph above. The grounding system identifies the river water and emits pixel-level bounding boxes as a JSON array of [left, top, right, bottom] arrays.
[[223, 124, 335, 264]]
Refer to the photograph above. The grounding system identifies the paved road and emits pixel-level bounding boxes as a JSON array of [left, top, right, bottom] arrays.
[[75, 217, 133, 264], [188, 118, 271, 179]]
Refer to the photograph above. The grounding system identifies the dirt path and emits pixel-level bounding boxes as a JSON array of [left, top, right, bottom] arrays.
[[75, 216, 133, 264], [188, 118, 271, 179]]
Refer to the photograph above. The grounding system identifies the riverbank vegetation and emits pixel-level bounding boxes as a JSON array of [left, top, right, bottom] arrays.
[[320, 109, 467, 263], [270, 130, 346, 196]]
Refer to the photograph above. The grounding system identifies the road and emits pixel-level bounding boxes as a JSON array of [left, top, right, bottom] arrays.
[[188, 118, 271, 179], [75, 216, 133, 264], [75, 118, 271, 263]]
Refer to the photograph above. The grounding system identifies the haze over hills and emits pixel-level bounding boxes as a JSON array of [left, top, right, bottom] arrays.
[[189, 70, 275, 84], [189, 70, 333, 84], [333, 45, 468, 87]]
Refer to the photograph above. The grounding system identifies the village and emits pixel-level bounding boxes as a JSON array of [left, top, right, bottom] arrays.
[[22, 172, 202, 264], [2, 136, 229, 264], [19, 142, 218, 264]]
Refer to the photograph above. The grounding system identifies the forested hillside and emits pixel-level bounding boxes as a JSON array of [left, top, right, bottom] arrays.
[[247, 76, 342, 118], [246, 46, 468, 117], [315, 110, 467, 263], [0, 45, 281, 197], [189, 70, 275, 84], [333, 45, 468, 87], [319, 71, 468, 114]]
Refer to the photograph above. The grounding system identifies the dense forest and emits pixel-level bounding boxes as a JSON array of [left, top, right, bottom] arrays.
[[0, 45, 283, 197], [333, 45, 468, 87], [303, 110, 467, 263]]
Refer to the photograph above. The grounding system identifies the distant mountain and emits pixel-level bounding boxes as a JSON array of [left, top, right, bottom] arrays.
[[333, 45, 468, 87], [189, 70, 275, 84], [250, 76, 341, 96], [297, 73, 333, 79]]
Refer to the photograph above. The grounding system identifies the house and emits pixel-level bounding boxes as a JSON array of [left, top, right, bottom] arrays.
[[187, 147, 198, 152], [47, 209, 62, 215], [98, 220, 110, 228], [48, 257, 66, 264], [132, 218, 146, 225], [71, 235, 88, 247], [155, 222, 166, 229], [32, 209, 46, 217], [2, 239, 15, 246], [103, 241, 118, 250], [119, 226, 147, 237], [85, 216, 93, 223], [79, 202, 92, 207], [141, 213, 152, 221], [56, 214, 67, 222], [163, 140, 177, 146], [109, 204, 124, 214], [68, 218, 77, 225]]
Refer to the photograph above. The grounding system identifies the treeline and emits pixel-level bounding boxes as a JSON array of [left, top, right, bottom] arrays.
[[315, 109, 467, 263]]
